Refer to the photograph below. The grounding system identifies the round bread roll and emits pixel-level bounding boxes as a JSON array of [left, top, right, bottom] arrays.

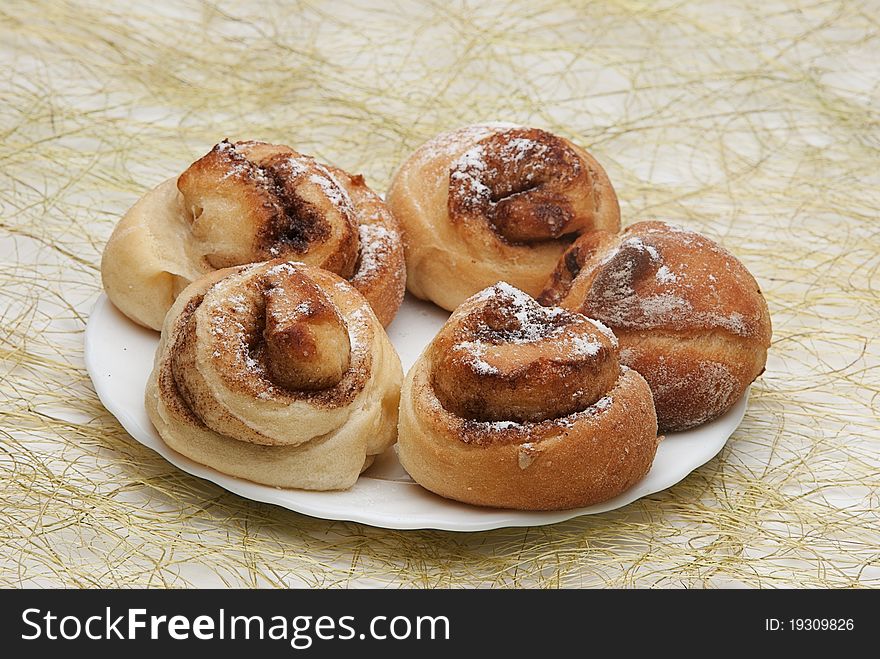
[[386, 124, 620, 311], [145, 260, 402, 490], [540, 221, 772, 433], [102, 140, 405, 330], [398, 282, 659, 510]]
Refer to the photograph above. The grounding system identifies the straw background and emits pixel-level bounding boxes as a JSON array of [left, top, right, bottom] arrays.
[[1, 0, 878, 587]]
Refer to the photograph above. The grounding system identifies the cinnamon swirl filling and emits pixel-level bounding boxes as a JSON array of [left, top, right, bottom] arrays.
[[146, 259, 403, 490], [160, 260, 371, 447], [385, 123, 619, 311], [429, 282, 619, 423], [102, 139, 404, 331], [177, 140, 360, 276], [397, 282, 660, 510], [447, 128, 601, 244]]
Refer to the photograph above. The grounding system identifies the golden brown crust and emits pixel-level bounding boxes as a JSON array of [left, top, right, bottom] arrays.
[[177, 140, 360, 275], [397, 283, 660, 510], [102, 140, 405, 330], [540, 221, 772, 432], [386, 124, 620, 311], [330, 167, 406, 327], [146, 260, 402, 490], [427, 282, 619, 423], [539, 230, 618, 307]]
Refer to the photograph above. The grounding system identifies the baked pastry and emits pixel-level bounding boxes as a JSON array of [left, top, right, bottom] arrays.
[[386, 123, 620, 311], [540, 221, 772, 432], [398, 282, 659, 510], [102, 140, 405, 330], [145, 259, 402, 490]]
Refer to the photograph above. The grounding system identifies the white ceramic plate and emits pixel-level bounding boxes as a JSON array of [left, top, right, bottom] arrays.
[[85, 293, 746, 531]]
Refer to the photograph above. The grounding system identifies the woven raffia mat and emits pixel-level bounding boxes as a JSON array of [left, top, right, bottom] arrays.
[[1, 0, 878, 587]]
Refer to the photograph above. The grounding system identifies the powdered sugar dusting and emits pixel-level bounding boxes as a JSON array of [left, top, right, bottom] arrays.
[[275, 153, 308, 178], [473, 282, 568, 344], [264, 261, 298, 277], [586, 317, 618, 347], [210, 315, 226, 336], [460, 392, 616, 444], [212, 140, 271, 185], [503, 136, 549, 164], [453, 282, 612, 375], [655, 265, 678, 283], [416, 123, 520, 163], [591, 231, 755, 337], [447, 129, 575, 216], [211, 141, 354, 219], [263, 283, 317, 327], [449, 143, 491, 201], [650, 359, 739, 427], [307, 163, 354, 214], [569, 333, 601, 356], [486, 420, 519, 431], [346, 305, 371, 354], [452, 340, 500, 376], [354, 222, 398, 280], [638, 292, 692, 317], [226, 293, 249, 314], [204, 291, 262, 379], [601, 236, 660, 264]]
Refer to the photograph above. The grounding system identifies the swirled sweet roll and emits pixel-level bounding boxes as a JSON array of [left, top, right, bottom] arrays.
[[145, 260, 402, 490], [540, 221, 772, 432], [102, 140, 405, 329], [386, 124, 620, 311], [398, 282, 659, 510]]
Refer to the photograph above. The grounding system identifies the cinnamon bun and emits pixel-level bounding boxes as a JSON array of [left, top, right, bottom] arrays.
[[540, 221, 772, 432], [145, 260, 402, 490], [102, 140, 405, 330], [386, 124, 620, 311], [398, 282, 659, 510]]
